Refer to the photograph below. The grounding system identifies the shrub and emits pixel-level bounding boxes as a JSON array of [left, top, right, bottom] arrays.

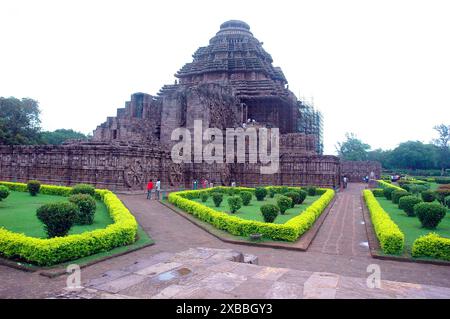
[[392, 190, 410, 204], [414, 202, 447, 229], [268, 188, 276, 198], [276, 195, 293, 215], [227, 195, 242, 214], [27, 180, 41, 196], [254, 187, 267, 201], [445, 195, 450, 209], [421, 190, 436, 202], [306, 186, 316, 196], [398, 195, 422, 217], [260, 204, 279, 223], [363, 190, 404, 255], [71, 184, 96, 197], [212, 193, 223, 207], [200, 192, 209, 203], [0, 185, 10, 201], [297, 190, 307, 204], [36, 202, 78, 238], [69, 194, 97, 225], [240, 191, 252, 206], [435, 177, 450, 184], [372, 188, 384, 197], [284, 191, 299, 208], [412, 233, 450, 261], [383, 187, 395, 200], [435, 187, 450, 205]]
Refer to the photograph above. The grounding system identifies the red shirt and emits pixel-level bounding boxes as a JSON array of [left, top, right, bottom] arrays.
[[147, 182, 154, 190]]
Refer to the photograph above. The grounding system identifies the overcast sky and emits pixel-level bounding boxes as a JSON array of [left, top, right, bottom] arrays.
[[1, 0, 449, 154]]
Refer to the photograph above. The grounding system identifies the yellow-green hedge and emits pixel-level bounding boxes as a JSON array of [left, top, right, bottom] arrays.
[[363, 190, 405, 254], [377, 180, 404, 192], [168, 186, 334, 242], [0, 182, 137, 266], [412, 233, 450, 261]]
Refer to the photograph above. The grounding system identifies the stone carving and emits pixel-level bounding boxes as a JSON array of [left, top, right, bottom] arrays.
[[124, 160, 145, 188]]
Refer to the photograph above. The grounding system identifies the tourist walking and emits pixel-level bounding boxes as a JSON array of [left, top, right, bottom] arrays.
[[343, 176, 348, 189], [146, 179, 154, 199], [155, 179, 161, 200], [193, 179, 198, 190]]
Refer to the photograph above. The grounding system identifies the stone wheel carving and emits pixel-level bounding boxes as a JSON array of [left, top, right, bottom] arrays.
[[124, 160, 144, 188], [169, 163, 183, 186]]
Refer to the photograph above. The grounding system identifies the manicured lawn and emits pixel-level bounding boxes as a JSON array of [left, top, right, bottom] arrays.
[[377, 197, 450, 252], [192, 194, 321, 224], [0, 191, 114, 238]]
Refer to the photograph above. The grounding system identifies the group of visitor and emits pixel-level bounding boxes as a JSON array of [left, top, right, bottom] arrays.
[[192, 178, 215, 189], [146, 179, 161, 200]]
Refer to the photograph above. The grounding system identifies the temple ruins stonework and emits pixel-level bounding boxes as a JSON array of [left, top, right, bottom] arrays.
[[0, 20, 380, 190]]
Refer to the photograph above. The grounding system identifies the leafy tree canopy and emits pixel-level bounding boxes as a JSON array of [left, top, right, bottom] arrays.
[[40, 129, 88, 145], [336, 133, 371, 161]]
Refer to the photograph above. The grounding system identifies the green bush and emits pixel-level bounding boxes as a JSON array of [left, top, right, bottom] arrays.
[[445, 195, 450, 209], [383, 187, 395, 200], [363, 190, 404, 255], [268, 188, 276, 198], [36, 202, 78, 238], [240, 191, 252, 206], [435, 177, 450, 184], [306, 186, 316, 196], [398, 195, 422, 217], [0, 185, 10, 201], [227, 195, 242, 214], [276, 195, 293, 215], [254, 187, 267, 201], [27, 180, 41, 196], [69, 194, 97, 225], [284, 191, 299, 208], [412, 233, 450, 261], [260, 204, 279, 223], [371, 188, 384, 197], [71, 184, 96, 197], [421, 190, 436, 202], [414, 202, 447, 229], [200, 192, 209, 203], [435, 188, 450, 205], [392, 190, 410, 204], [212, 193, 223, 207]]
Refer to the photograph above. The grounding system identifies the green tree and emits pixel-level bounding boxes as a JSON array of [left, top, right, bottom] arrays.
[[336, 133, 371, 161], [367, 148, 393, 168], [40, 129, 88, 145], [0, 97, 41, 145], [389, 141, 437, 170], [432, 124, 450, 175]]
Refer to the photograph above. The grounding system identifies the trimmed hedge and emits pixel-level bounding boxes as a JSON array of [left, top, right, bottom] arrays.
[[371, 188, 384, 197], [392, 190, 410, 204], [412, 233, 450, 261], [0, 181, 137, 266], [363, 190, 405, 255], [169, 186, 335, 242]]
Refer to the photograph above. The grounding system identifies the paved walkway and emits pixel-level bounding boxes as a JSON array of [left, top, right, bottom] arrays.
[[1, 183, 450, 298]]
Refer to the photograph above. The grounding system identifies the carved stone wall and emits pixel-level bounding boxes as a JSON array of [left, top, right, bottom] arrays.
[[340, 160, 382, 182]]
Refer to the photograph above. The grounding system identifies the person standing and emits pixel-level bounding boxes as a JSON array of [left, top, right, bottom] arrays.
[[193, 179, 198, 190], [343, 176, 348, 189], [146, 179, 154, 199], [155, 179, 161, 200]]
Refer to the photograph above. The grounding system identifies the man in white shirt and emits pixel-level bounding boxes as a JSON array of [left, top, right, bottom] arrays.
[[155, 179, 161, 200]]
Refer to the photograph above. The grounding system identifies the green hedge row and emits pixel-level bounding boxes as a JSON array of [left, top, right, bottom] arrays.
[[168, 186, 334, 242], [377, 180, 405, 192], [412, 233, 450, 261], [363, 190, 405, 255], [0, 182, 137, 266]]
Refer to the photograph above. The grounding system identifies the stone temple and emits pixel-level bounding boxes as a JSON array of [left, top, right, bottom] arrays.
[[0, 20, 381, 190]]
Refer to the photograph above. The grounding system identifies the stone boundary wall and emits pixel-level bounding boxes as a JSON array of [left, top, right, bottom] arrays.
[[340, 160, 382, 182]]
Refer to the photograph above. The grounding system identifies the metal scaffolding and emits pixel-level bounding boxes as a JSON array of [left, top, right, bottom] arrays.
[[297, 98, 324, 155]]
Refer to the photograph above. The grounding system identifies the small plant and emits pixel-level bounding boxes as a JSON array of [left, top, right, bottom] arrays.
[[383, 187, 395, 200], [276, 195, 292, 215], [0, 185, 10, 201], [69, 194, 97, 225], [212, 192, 223, 207], [227, 195, 242, 214], [435, 187, 450, 205], [27, 180, 41, 196], [36, 202, 78, 238], [398, 195, 422, 217], [254, 187, 267, 201], [392, 190, 410, 204], [240, 191, 252, 206], [371, 188, 384, 197], [306, 186, 317, 196], [421, 190, 436, 202], [200, 192, 209, 202], [297, 190, 307, 204], [71, 183, 96, 197], [260, 204, 279, 223], [445, 195, 450, 209], [268, 188, 276, 198], [414, 202, 447, 229]]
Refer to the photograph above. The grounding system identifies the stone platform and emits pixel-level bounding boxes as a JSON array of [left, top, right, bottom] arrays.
[[51, 247, 450, 299]]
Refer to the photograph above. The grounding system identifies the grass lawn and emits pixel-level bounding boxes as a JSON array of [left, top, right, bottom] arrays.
[[377, 197, 450, 252], [192, 194, 321, 224], [0, 191, 114, 238]]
